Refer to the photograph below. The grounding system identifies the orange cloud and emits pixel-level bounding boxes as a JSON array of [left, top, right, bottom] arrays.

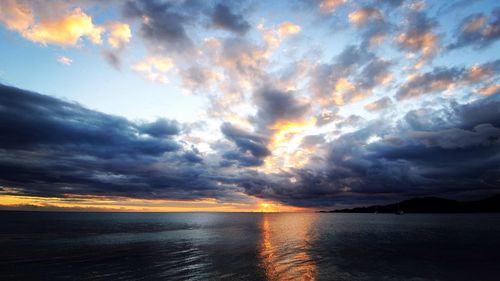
[[23, 8, 103, 46], [278, 22, 301, 37], [477, 84, 500, 96], [0, 1, 103, 46], [463, 16, 486, 33], [107, 22, 131, 49], [320, 0, 346, 13], [258, 21, 301, 51], [349, 7, 383, 26], [0, 0, 33, 31]]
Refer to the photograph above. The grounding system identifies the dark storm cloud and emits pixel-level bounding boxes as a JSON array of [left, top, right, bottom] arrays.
[[220, 122, 269, 167], [211, 4, 250, 35], [221, 123, 270, 158], [221, 151, 264, 167], [0, 84, 179, 154], [140, 118, 181, 137], [124, 0, 196, 52], [0, 84, 241, 201], [454, 93, 500, 129], [448, 8, 500, 50]]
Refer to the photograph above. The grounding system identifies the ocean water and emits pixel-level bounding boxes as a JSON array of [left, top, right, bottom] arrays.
[[1, 212, 499, 281]]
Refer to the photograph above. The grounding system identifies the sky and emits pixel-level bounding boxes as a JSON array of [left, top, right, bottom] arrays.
[[0, 0, 499, 212]]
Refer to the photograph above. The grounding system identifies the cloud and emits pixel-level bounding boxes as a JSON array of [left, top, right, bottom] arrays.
[[477, 84, 500, 96], [211, 4, 250, 35], [448, 8, 500, 50], [349, 7, 384, 26], [221, 122, 270, 159], [253, 87, 310, 129], [395, 9, 439, 66], [319, 0, 346, 13], [140, 118, 181, 137], [0, 0, 32, 31], [237, 95, 500, 207], [316, 109, 342, 126], [0, 2, 104, 46], [179, 66, 222, 93], [348, 6, 392, 47], [2, 83, 500, 208], [396, 60, 499, 100], [0, 83, 256, 202], [336, 114, 364, 129], [102, 50, 121, 69], [107, 21, 132, 49], [377, 0, 405, 7], [131, 55, 174, 84], [26, 8, 103, 45], [278, 22, 301, 37], [311, 45, 392, 105], [124, 0, 194, 53], [56, 55, 73, 66], [364, 97, 393, 112]]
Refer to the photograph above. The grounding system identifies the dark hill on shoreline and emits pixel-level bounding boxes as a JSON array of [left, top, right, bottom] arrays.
[[321, 195, 500, 213]]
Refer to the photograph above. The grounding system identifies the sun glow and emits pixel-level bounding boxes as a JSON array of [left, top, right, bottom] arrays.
[[0, 192, 312, 213], [260, 118, 317, 173]]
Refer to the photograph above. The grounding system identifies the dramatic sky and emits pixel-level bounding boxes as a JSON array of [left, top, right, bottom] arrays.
[[0, 0, 499, 212]]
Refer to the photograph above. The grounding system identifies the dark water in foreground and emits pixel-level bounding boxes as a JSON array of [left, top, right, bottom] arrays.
[[1, 212, 499, 281]]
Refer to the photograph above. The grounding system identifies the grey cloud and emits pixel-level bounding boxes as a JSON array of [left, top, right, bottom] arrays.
[[221, 123, 270, 158], [222, 151, 264, 167], [102, 50, 121, 69], [253, 87, 310, 129], [311, 45, 391, 105], [448, 8, 500, 50], [396, 60, 499, 100], [336, 114, 364, 129], [316, 110, 342, 126], [0, 83, 244, 201], [364, 97, 393, 112], [124, 0, 194, 53], [211, 4, 250, 35], [396, 10, 438, 58], [396, 67, 462, 100], [140, 118, 181, 138]]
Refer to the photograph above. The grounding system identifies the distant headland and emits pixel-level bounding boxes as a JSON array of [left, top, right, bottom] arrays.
[[320, 195, 500, 213]]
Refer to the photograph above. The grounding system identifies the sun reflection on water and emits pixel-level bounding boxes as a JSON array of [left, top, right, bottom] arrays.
[[259, 213, 317, 280]]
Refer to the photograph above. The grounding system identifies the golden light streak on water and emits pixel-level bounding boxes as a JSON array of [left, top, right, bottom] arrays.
[[259, 214, 317, 280]]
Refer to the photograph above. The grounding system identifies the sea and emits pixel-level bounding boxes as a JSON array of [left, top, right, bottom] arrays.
[[1, 212, 499, 280]]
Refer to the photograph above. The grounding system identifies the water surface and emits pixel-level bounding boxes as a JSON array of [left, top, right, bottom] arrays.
[[1, 212, 499, 280]]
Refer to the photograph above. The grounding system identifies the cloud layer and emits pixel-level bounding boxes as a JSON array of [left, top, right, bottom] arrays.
[[0, 0, 500, 209]]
